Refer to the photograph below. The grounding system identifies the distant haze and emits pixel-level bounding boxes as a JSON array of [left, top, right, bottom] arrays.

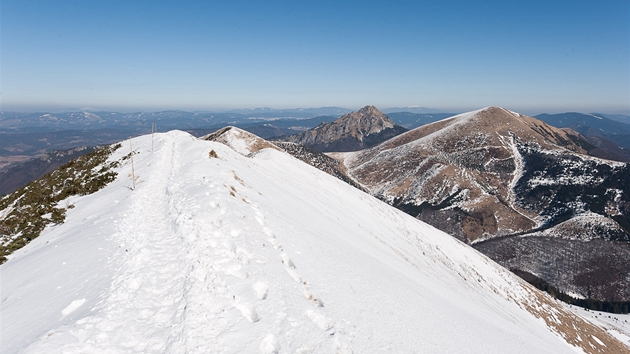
[[2, 1, 628, 115]]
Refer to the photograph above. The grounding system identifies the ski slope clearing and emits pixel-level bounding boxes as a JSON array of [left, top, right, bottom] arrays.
[[1, 131, 627, 353]]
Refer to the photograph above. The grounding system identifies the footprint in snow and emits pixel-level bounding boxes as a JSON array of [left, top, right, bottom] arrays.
[[253, 281, 269, 300], [280, 253, 295, 268], [305, 309, 332, 331], [254, 211, 265, 226], [334, 337, 353, 354], [262, 227, 274, 238], [260, 334, 280, 354], [301, 285, 323, 307], [280, 253, 302, 282], [225, 263, 248, 279], [284, 267, 302, 283], [234, 302, 259, 323], [268, 238, 282, 250], [61, 299, 86, 317]]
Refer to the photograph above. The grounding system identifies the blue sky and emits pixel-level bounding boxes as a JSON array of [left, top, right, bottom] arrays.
[[2, 0, 628, 114]]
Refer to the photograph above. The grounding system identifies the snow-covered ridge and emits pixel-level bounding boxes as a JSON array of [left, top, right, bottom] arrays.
[[1, 131, 627, 353], [201, 126, 280, 156]]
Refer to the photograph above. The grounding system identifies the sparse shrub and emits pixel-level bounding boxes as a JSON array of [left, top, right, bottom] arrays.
[[209, 150, 219, 158], [0, 143, 123, 263]]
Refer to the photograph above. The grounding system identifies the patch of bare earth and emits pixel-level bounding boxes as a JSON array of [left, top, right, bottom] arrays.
[[518, 284, 630, 353]]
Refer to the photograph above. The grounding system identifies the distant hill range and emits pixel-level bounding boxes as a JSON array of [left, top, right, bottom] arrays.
[[0, 146, 94, 196], [0, 110, 342, 165], [0, 108, 353, 132], [384, 112, 456, 129], [274, 106, 408, 152], [224, 106, 352, 117], [382, 106, 442, 114], [535, 112, 630, 150], [601, 113, 630, 125], [0, 129, 135, 158]]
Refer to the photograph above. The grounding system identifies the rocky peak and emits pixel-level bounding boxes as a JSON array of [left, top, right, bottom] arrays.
[[275, 105, 406, 152], [333, 105, 395, 134]]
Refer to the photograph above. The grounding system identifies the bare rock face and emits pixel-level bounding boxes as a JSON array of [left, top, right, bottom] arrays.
[[341, 106, 630, 301], [277, 105, 407, 152]]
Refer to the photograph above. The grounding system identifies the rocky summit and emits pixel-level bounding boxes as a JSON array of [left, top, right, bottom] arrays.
[[277, 105, 407, 152]]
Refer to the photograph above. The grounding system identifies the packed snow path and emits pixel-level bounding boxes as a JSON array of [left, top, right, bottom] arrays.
[[56, 139, 194, 352], [2, 131, 626, 353], [7, 134, 351, 353]]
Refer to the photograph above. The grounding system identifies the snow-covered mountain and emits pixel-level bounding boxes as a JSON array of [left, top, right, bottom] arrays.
[[276, 106, 407, 152], [1, 130, 627, 353], [338, 106, 630, 302]]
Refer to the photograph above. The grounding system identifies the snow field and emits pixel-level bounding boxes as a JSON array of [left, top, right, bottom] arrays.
[[2, 131, 624, 353]]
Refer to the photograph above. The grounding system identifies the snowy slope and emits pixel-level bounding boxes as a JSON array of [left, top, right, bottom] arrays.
[[1, 131, 626, 353]]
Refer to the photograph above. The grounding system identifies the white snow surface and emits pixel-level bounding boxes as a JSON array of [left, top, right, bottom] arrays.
[[1, 131, 590, 353]]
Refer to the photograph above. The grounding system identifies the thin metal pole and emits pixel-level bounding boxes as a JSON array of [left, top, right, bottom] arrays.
[[130, 138, 136, 191]]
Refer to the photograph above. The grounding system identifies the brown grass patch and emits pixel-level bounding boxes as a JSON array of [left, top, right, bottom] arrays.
[[518, 282, 630, 353]]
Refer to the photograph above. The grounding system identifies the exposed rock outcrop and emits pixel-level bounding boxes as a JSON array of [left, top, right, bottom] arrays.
[[276, 105, 407, 152]]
